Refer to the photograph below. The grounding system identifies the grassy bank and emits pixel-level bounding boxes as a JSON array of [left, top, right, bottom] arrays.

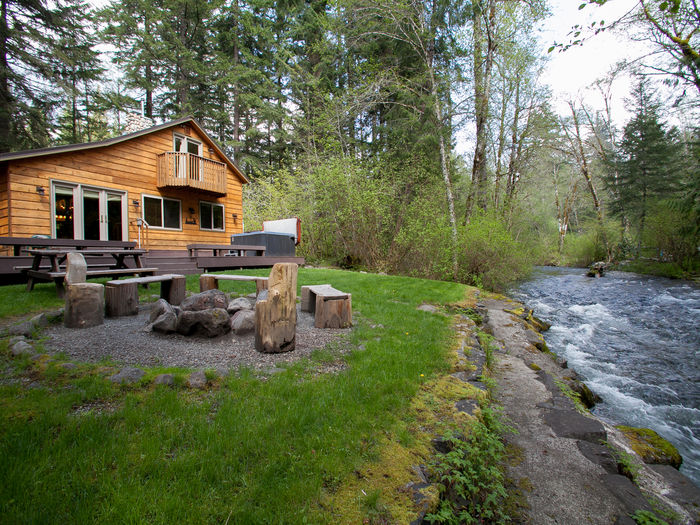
[[0, 268, 472, 523]]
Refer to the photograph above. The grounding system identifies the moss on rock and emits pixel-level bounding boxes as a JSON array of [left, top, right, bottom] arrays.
[[616, 426, 683, 469]]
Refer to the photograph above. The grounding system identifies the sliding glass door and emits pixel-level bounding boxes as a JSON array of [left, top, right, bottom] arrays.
[[52, 182, 127, 241]]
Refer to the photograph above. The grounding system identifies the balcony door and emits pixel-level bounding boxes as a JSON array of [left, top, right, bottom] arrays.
[[53, 182, 127, 241], [174, 134, 202, 181]]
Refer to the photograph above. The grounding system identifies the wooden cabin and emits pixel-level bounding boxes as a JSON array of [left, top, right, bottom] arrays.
[[0, 116, 248, 251]]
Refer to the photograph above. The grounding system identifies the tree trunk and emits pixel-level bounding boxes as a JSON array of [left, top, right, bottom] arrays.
[[0, 0, 11, 152]]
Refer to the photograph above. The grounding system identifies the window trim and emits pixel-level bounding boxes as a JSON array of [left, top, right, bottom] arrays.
[[199, 200, 225, 232], [142, 194, 182, 231], [173, 133, 202, 155]]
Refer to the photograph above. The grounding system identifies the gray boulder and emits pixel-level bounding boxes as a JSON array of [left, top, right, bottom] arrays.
[[11, 340, 34, 356], [9, 320, 35, 338], [176, 308, 231, 337], [109, 367, 145, 384], [227, 297, 253, 315], [231, 309, 255, 334], [152, 311, 178, 333], [149, 299, 173, 323], [64, 252, 87, 284], [180, 289, 228, 312]]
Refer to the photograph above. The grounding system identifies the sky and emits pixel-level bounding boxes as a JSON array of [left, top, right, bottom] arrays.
[[537, 0, 646, 123]]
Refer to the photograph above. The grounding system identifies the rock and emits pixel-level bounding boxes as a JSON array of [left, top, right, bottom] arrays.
[[58, 362, 77, 371], [110, 367, 145, 384], [602, 474, 652, 514], [649, 465, 700, 511], [149, 299, 173, 323], [11, 340, 33, 356], [64, 252, 87, 284], [587, 261, 609, 278], [176, 308, 231, 337], [568, 380, 602, 409], [523, 329, 547, 351], [154, 374, 174, 386], [543, 408, 607, 443], [555, 356, 568, 368], [180, 289, 228, 312], [576, 441, 619, 474], [151, 311, 178, 333], [231, 309, 255, 334], [616, 426, 683, 469], [29, 313, 49, 329], [9, 320, 35, 337], [8, 335, 26, 346], [64, 283, 104, 329], [187, 370, 207, 389], [417, 304, 439, 314], [227, 297, 253, 315]]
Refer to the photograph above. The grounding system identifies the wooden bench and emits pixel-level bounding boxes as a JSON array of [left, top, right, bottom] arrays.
[[301, 284, 352, 328], [23, 267, 158, 298], [187, 244, 266, 257], [105, 274, 186, 317], [199, 274, 269, 295]]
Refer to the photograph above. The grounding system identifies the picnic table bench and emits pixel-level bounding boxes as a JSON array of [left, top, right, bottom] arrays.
[[199, 274, 269, 295], [187, 244, 266, 257], [16, 248, 156, 297], [301, 284, 352, 328], [105, 274, 186, 317], [0, 237, 137, 256]]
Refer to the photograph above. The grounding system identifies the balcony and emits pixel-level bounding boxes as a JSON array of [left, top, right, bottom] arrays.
[[157, 152, 227, 196]]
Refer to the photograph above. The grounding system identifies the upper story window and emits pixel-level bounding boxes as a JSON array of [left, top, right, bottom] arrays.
[[143, 194, 181, 230], [200, 201, 224, 231], [174, 134, 202, 156]]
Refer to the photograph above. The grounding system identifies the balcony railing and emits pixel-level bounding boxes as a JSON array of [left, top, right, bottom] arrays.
[[157, 152, 227, 196]]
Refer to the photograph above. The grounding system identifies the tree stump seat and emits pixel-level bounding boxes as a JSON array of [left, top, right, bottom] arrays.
[[199, 274, 269, 295], [301, 284, 352, 328], [105, 274, 186, 317]]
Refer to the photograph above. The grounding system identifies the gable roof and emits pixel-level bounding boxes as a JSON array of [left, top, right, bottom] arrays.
[[0, 116, 249, 184]]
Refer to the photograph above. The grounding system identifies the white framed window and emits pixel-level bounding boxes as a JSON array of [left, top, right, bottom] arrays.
[[199, 201, 224, 231], [143, 194, 181, 230], [173, 133, 202, 155]]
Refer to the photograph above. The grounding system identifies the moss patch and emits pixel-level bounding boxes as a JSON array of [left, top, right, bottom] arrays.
[[616, 426, 682, 469]]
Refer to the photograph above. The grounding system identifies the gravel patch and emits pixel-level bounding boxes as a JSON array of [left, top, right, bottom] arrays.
[[44, 303, 352, 372]]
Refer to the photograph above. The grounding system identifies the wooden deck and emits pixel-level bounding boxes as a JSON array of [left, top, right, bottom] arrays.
[[0, 249, 305, 285]]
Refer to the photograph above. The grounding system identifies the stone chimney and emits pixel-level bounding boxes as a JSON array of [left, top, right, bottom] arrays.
[[123, 113, 155, 134]]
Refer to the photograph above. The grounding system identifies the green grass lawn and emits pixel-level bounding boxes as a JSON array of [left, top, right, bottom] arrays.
[[0, 268, 467, 523]]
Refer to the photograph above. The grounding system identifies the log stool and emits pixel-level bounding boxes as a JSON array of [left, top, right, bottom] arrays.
[[64, 282, 104, 328]]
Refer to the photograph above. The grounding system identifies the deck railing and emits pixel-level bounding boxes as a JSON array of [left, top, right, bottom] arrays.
[[157, 152, 227, 195]]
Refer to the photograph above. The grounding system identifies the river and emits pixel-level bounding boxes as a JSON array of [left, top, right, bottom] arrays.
[[511, 267, 700, 487]]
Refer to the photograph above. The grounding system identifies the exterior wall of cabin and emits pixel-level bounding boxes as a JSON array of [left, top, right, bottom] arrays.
[[0, 164, 8, 237], [3, 123, 245, 250]]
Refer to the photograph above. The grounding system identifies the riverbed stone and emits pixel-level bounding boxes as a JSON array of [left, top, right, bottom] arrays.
[[180, 289, 228, 312], [543, 408, 606, 443], [602, 474, 652, 513], [110, 367, 145, 384], [649, 465, 700, 511], [576, 441, 619, 474]]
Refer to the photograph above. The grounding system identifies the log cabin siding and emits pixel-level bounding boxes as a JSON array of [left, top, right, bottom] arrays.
[[2, 122, 245, 250]]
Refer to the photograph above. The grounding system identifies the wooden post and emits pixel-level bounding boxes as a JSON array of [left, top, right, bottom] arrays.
[[255, 263, 298, 353], [255, 278, 268, 296], [163, 275, 186, 305], [199, 274, 218, 292], [105, 282, 138, 317], [314, 294, 352, 328]]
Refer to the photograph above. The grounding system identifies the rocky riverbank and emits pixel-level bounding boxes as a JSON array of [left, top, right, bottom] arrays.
[[479, 295, 700, 525]]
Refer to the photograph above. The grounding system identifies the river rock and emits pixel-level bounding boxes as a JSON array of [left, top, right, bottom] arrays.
[[543, 408, 606, 443], [616, 426, 682, 469], [154, 374, 174, 386], [231, 309, 255, 334], [110, 367, 145, 384], [176, 308, 231, 337], [149, 299, 172, 322], [180, 289, 228, 312], [227, 297, 253, 315], [152, 310, 178, 334]]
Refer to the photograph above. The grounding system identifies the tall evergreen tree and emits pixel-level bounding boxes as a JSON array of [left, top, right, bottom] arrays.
[[608, 79, 684, 252]]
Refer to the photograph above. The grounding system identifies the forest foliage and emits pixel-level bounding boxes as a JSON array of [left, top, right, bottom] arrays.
[[1, 0, 698, 288]]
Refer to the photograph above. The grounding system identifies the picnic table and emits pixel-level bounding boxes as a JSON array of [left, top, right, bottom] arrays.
[[0, 237, 137, 256], [18, 248, 156, 297]]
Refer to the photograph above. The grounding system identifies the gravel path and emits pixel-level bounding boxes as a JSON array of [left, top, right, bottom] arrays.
[[44, 303, 352, 372]]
